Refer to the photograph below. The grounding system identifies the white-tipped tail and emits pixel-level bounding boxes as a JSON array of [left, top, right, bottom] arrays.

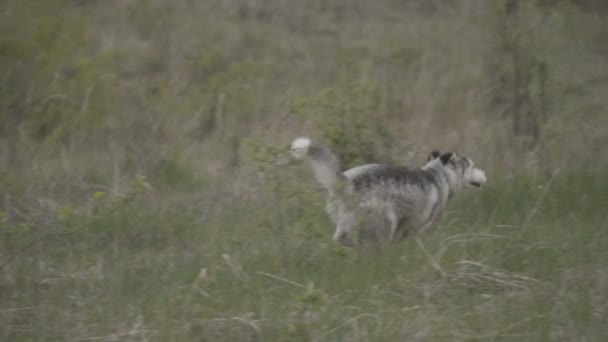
[[290, 137, 343, 192], [290, 137, 312, 159]]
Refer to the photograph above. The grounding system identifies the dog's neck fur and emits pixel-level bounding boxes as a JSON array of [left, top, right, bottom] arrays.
[[422, 159, 458, 200]]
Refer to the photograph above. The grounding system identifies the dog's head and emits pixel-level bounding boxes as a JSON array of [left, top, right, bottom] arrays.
[[427, 150, 487, 189]]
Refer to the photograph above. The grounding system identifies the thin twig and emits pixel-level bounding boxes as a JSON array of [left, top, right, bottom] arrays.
[[313, 313, 378, 342], [416, 237, 446, 277], [521, 168, 561, 228]]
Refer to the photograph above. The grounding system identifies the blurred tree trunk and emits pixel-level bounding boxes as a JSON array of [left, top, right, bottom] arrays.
[[502, 0, 545, 154]]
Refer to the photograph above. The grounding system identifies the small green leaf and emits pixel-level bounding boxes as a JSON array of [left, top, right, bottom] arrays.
[[57, 205, 74, 222], [132, 175, 152, 190], [93, 191, 106, 200]]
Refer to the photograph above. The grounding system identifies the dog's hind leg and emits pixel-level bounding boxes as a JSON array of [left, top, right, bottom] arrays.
[[392, 217, 410, 241], [325, 196, 339, 224], [385, 204, 399, 242]]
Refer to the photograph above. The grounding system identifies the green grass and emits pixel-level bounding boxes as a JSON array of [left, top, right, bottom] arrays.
[[1, 171, 606, 341]]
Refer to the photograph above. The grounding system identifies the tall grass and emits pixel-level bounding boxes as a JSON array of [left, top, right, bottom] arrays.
[[1, 170, 606, 340]]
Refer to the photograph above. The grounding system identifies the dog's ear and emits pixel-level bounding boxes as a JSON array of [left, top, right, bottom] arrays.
[[440, 152, 454, 165], [428, 150, 441, 161]]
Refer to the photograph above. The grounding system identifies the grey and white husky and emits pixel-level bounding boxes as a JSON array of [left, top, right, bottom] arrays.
[[290, 137, 487, 247]]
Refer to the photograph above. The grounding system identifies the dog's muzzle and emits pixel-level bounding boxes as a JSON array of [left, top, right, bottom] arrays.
[[470, 168, 487, 187]]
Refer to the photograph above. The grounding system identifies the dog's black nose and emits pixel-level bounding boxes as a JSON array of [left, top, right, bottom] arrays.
[[470, 181, 482, 187]]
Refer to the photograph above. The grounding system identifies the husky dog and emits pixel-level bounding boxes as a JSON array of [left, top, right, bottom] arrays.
[[290, 137, 487, 247]]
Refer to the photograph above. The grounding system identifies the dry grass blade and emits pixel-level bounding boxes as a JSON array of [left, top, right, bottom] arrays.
[[312, 313, 380, 342], [454, 260, 546, 291], [255, 271, 305, 288]]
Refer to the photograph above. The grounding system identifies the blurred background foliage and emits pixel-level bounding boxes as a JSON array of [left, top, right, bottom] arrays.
[[1, 0, 607, 205]]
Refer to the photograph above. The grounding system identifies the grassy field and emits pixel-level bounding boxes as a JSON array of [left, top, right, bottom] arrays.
[[1, 1, 608, 341], [2, 168, 607, 341]]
